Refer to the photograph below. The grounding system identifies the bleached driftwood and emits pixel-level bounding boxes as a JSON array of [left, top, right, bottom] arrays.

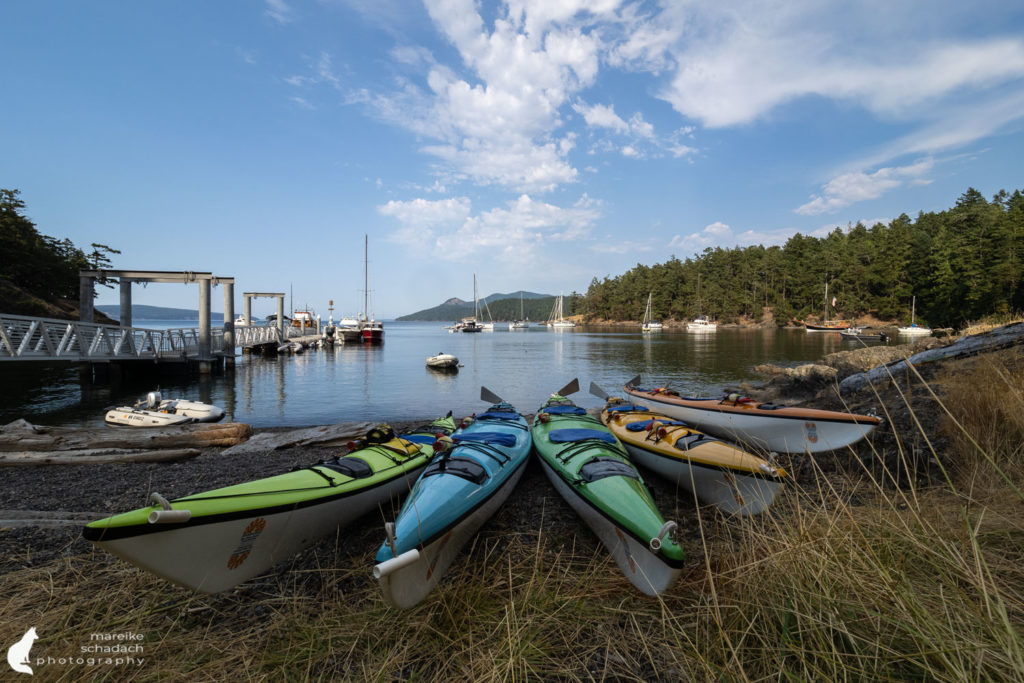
[[839, 322, 1024, 395], [0, 448, 201, 466], [0, 509, 106, 527], [0, 422, 252, 452], [221, 421, 376, 455]]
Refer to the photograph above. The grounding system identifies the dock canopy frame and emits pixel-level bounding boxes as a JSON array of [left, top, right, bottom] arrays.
[[79, 270, 236, 364]]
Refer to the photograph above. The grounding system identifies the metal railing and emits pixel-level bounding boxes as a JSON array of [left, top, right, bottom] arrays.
[[0, 314, 233, 362]]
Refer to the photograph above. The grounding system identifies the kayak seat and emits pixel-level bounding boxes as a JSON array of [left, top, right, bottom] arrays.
[[322, 456, 374, 479], [476, 411, 520, 421], [543, 405, 588, 416], [674, 433, 718, 450], [579, 457, 640, 483], [453, 432, 518, 447], [422, 456, 488, 485], [606, 404, 649, 413], [625, 419, 690, 432], [549, 428, 616, 444], [402, 433, 438, 445]]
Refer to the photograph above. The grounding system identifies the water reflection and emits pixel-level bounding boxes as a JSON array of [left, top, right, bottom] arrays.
[[2, 322, 857, 428]]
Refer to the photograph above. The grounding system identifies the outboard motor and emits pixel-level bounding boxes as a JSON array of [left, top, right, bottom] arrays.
[[145, 391, 162, 409]]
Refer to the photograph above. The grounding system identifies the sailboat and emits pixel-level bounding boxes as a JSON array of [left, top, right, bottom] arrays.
[[359, 235, 384, 343], [511, 292, 529, 329], [547, 293, 576, 328], [803, 279, 849, 332], [458, 274, 483, 333], [686, 273, 717, 332], [641, 293, 663, 332], [897, 296, 931, 336]]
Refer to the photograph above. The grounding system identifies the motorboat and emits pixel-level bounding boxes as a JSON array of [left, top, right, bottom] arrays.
[[104, 391, 225, 428], [686, 315, 717, 332], [426, 352, 459, 370], [840, 327, 889, 342]]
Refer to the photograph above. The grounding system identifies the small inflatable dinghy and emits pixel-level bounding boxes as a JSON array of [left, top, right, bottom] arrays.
[[104, 391, 226, 427]]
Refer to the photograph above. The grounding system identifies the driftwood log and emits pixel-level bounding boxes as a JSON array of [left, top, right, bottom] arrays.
[[0, 448, 201, 466], [221, 421, 376, 455], [0, 421, 253, 452], [839, 322, 1024, 395]]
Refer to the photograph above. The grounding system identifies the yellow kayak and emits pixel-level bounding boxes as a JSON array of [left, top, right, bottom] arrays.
[[600, 397, 787, 515]]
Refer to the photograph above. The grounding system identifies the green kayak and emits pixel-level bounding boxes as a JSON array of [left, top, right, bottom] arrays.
[[83, 416, 456, 593], [531, 380, 684, 596]]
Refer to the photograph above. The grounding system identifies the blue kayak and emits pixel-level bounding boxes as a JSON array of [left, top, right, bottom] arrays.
[[373, 394, 532, 608]]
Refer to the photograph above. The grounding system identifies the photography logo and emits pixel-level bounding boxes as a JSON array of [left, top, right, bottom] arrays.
[[7, 626, 38, 675]]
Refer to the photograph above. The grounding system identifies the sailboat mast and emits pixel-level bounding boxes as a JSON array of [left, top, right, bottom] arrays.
[[364, 235, 369, 321], [474, 274, 479, 319]]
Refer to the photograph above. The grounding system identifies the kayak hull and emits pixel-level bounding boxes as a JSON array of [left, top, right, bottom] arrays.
[[625, 386, 879, 454], [602, 404, 787, 515], [375, 405, 532, 608], [531, 395, 684, 596], [84, 418, 456, 593]]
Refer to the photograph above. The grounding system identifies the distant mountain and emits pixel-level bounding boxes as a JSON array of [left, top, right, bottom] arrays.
[[398, 291, 556, 321], [97, 304, 225, 321]]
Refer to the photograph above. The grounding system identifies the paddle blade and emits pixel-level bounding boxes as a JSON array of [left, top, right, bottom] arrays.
[[480, 386, 504, 404], [589, 382, 609, 400], [556, 378, 580, 397], [625, 375, 642, 388]]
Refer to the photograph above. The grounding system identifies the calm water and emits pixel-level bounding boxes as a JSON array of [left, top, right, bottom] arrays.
[[0, 321, 861, 429]]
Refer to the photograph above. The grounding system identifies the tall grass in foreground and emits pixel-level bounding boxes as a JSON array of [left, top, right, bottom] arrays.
[[1, 355, 1022, 681]]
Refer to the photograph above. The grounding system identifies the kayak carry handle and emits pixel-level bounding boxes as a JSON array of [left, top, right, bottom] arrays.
[[147, 492, 191, 524], [373, 548, 420, 579], [649, 520, 678, 551]]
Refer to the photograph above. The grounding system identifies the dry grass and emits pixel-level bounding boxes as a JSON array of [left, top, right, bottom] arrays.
[[3, 354, 1023, 681]]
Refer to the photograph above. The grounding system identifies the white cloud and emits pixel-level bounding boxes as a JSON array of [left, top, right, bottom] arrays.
[[265, 0, 292, 25], [649, 1, 1024, 128], [379, 193, 601, 263], [795, 158, 935, 215]]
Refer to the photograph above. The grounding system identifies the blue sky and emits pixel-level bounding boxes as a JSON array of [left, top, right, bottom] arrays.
[[4, 0, 1023, 319]]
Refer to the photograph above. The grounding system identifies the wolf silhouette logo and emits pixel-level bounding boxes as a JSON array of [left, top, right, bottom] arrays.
[[7, 626, 38, 675]]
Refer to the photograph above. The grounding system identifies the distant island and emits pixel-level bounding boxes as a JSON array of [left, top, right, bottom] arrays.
[[397, 291, 556, 321], [97, 304, 225, 322]]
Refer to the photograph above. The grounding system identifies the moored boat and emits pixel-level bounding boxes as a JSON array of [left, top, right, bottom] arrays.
[[104, 391, 225, 427], [591, 383, 787, 515], [374, 389, 532, 608], [686, 315, 717, 332], [641, 292, 663, 332], [426, 352, 459, 369], [624, 376, 881, 454], [897, 296, 932, 336], [840, 327, 889, 342], [531, 380, 684, 596], [83, 417, 456, 593]]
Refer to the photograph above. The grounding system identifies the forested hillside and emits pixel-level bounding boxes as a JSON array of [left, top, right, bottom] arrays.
[[398, 293, 568, 322], [581, 188, 1024, 328], [0, 189, 119, 317]]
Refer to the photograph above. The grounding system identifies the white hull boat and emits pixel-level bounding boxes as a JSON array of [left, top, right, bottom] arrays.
[[426, 352, 459, 369], [105, 392, 225, 427]]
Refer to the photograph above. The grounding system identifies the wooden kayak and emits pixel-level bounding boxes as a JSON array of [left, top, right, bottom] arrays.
[[624, 376, 880, 454], [373, 389, 531, 608], [531, 380, 684, 596], [83, 416, 456, 593], [594, 384, 787, 515]]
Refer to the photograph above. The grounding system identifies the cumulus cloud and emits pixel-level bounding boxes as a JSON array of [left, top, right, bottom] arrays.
[[795, 158, 935, 215], [378, 193, 601, 262]]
